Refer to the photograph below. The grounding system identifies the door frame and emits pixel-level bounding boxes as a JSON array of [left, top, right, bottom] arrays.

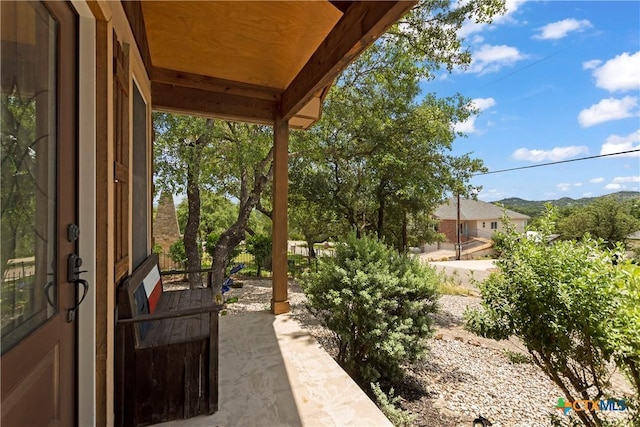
[[72, 0, 98, 425]]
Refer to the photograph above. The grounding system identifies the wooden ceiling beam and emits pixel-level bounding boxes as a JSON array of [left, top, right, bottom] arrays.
[[150, 67, 281, 102], [151, 82, 277, 125], [280, 0, 416, 120]]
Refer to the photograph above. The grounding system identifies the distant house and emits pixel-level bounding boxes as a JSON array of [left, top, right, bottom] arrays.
[[434, 198, 530, 243], [627, 230, 640, 250]]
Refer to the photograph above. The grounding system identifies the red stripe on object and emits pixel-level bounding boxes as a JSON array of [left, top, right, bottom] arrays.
[[148, 279, 162, 313]]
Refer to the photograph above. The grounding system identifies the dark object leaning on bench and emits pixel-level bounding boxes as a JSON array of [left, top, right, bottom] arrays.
[[115, 253, 223, 427]]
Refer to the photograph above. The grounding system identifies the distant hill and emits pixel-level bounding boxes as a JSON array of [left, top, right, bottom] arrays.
[[493, 191, 640, 218]]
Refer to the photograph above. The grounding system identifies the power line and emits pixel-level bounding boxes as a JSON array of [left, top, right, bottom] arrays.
[[474, 149, 640, 176], [477, 50, 564, 91]]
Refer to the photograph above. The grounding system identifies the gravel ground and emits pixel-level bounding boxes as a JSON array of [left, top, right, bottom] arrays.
[[168, 276, 636, 427]]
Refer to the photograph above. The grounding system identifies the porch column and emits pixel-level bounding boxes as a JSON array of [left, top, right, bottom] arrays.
[[271, 115, 290, 314]]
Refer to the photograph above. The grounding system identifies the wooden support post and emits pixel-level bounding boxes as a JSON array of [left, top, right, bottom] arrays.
[[271, 115, 290, 315]]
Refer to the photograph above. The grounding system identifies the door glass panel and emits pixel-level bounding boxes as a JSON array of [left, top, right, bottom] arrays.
[[1, 1, 58, 354]]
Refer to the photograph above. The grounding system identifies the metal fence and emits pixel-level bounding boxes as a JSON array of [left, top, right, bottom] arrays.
[[156, 243, 335, 280]]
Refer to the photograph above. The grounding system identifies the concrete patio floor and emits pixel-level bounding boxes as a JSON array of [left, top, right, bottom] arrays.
[[155, 311, 391, 427]]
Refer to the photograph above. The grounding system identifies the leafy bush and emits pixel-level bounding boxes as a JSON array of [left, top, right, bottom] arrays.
[[245, 234, 272, 276], [490, 230, 508, 256], [464, 210, 639, 427], [608, 264, 640, 397], [168, 239, 187, 267], [301, 232, 439, 385], [502, 349, 531, 365], [371, 382, 416, 427]]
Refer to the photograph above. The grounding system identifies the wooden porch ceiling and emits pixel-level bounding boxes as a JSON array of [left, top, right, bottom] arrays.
[[123, 1, 416, 129]]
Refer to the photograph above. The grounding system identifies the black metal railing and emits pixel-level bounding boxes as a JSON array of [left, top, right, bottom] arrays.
[[155, 243, 335, 280]]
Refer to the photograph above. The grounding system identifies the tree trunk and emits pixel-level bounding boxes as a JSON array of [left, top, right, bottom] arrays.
[[377, 197, 384, 240], [305, 237, 316, 266], [210, 145, 274, 294], [402, 210, 408, 251], [184, 158, 202, 288], [210, 208, 254, 293]]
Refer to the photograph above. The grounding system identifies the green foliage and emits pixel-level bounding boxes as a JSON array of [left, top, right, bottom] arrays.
[[288, 0, 507, 249], [152, 243, 163, 254], [438, 270, 474, 296], [153, 114, 219, 196], [245, 235, 272, 276], [556, 196, 640, 247], [371, 382, 416, 427], [494, 192, 640, 221], [176, 191, 237, 236], [438, 282, 473, 296], [168, 240, 187, 267], [490, 230, 508, 255], [385, 0, 506, 78], [288, 187, 346, 255], [2, 88, 37, 273], [502, 350, 531, 365], [301, 233, 439, 385], [608, 264, 640, 397], [464, 209, 639, 426]]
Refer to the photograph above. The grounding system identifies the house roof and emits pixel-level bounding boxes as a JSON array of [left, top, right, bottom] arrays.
[[119, 1, 416, 129], [627, 230, 640, 240], [434, 198, 531, 221]]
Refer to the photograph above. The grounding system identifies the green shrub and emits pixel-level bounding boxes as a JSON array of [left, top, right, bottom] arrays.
[[246, 234, 272, 276], [371, 382, 416, 427], [464, 210, 638, 427], [490, 230, 508, 255], [301, 232, 439, 385], [608, 264, 640, 397], [168, 239, 187, 267], [502, 349, 531, 365]]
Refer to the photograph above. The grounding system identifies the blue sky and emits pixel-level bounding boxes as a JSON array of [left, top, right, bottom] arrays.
[[422, 0, 640, 202]]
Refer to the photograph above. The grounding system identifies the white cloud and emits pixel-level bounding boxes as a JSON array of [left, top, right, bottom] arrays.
[[613, 176, 640, 183], [471, 97, 497, 111], [574, 183, 583, 187], [512, 145, 589, 162], [590, 51, 640, 93], [501, 0, 527, 22], [605, 183, 622, 190], [589, 177, 605, 184], [582, 192, 593, 197], [471, 35, 484, 44], [577, 96, 638, 127], [459, 21, 486, 39], [557, 183, 572, 192], [600, 130, 640, 157], [454, 98, 497, 134], [454, 117, 478, 134], [533, 18, 592, 40], [467, 44, 527, 74], [582, 59, 602, 70]]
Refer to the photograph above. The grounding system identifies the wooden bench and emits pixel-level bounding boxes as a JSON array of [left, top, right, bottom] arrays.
[[115, 253, 223, 427]]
